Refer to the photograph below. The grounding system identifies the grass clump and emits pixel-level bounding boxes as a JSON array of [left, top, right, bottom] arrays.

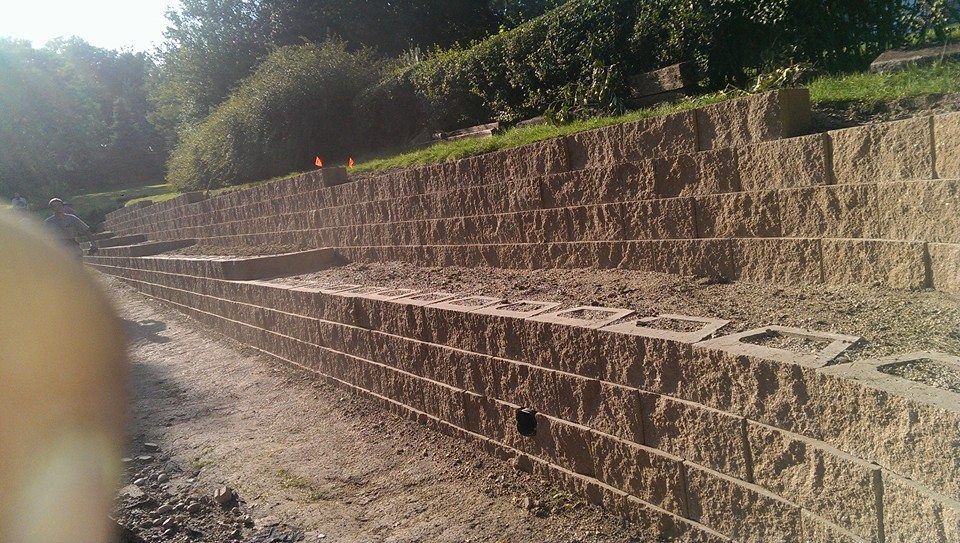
[[809, 60, 960, 106]]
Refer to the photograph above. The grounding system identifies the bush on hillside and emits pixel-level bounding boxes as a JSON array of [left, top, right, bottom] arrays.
[[166, 40, 383, 190], [354, 0, 957, 149]]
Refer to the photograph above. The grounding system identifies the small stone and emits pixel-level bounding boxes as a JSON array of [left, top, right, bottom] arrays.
[[121, 457, 134, 464], [156, 504, 174, 515], [522, 496, 535, 510], [242, 514, 253, 527], [136, 455, 153, 462], [213, 486, 235, 507], [143, 442, 160, 452], [157, 473, 169, 484], [133, 477, 149, 486], [118, 484, 144, 499], [161, 528, 176, 538], [230, 528, 242, 540], [187, 502, 202, 514], [161, 517, 177, 529]]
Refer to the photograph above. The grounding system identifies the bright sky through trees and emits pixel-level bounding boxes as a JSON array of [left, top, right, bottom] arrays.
[[0, 0, 178, 51]]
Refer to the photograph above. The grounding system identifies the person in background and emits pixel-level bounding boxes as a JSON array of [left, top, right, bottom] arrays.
[[11, 193, 27, 211], [44, 198, 97, 256]]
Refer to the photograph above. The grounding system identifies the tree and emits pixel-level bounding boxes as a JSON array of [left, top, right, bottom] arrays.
[[0, 38, 164, 201]]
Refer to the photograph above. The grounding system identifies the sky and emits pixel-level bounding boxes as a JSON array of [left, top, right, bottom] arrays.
[[0, 0, 179, 52]]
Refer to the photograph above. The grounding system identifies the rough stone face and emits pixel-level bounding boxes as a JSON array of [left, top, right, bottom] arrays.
[[485, 138, 570, 181], [695, 191, 781, 238], [639, 392, 750, 480], [928, 242, 960, 293], [736, 134, 830, 191], [883, 473, 960, 543], [685, 464, 803, 542], [621, 198, 698, 240], [935, 112, 960, 179], [619, 111, 699, 162], [616, 239, 736, 278], [541, 164, 657, 208], [799, 510, 867, 543], [746, 422, 882, 540], [651, 148, 741, 198], [564, 125, 624, 170], [830, 116, 935, 185], [820, 239, 927, 290], [696, 88, 811, 150], [872, 180, 960, 242], [587, 431, 688, 516], [733, 238, 822, 284]]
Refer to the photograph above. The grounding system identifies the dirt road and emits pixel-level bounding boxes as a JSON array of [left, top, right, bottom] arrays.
[[105, 275, 645, 543]]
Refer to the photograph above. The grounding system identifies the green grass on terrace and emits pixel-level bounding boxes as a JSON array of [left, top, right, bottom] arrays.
[[354, 93, 731, 173], [809, 59, 960, 106]]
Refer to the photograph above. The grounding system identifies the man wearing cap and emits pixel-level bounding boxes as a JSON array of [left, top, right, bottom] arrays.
[[44, 198, 97, 256]]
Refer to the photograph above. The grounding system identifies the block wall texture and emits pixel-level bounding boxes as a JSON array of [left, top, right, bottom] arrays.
[[97, 92, 960, 293], [88, 256, 960, 542]]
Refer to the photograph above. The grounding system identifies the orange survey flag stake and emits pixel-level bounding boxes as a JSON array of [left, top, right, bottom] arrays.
[[348, 157, 355, 169], [314, 156, 323, 168]]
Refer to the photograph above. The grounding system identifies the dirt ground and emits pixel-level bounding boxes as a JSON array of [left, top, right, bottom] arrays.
[[275, 261, 960, 363], [104, 275, 650, 543]]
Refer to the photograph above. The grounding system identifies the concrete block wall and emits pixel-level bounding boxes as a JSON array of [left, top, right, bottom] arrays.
[[99, 98, 960, 291], [88, 254, 960, 542]]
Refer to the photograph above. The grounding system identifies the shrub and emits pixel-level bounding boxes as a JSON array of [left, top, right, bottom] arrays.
[[167, 40, 383, 190], [354, 0, 957, 152]]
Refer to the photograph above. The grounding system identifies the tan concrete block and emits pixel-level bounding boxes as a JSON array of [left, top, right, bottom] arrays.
[[541, 163, 656, 208], [652, 148, 741, 198], [564, 124, 624, 170], [830, 117, 935, 185], [929, 242, 960, 293], [696, 89, 811, 150], [588, 431, 688, 516], [486, 137, 570, 181], [934, 111, 960, 178], [883, 473, 960, 543], [685, 463, 803, 542], [800, 510, 868, 543], [737, 134, 830, 191], [733, 238, 822, 284], [779, 184, 877, 239], [619, 198, 697, 240], [639, 392, 750, 480], [618, 239, 736, 278], [821, 239, 928, 289], [619, 110, 699, 161], [695, 191, 781, 238], [873, 179, 960, 243], [747, 423, 881, 540]]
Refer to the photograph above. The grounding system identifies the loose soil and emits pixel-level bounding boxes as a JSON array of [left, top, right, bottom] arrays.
[[271, 261, 960, 362], [104, 275, 650, 543], [811, 92, 960, 131]]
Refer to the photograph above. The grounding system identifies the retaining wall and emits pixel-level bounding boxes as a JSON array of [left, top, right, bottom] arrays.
[[97, 97, 960, 291], [90, 255, 960, 542]]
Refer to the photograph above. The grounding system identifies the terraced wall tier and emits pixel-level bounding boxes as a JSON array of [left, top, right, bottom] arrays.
[[104, 90, 811, 236], [90, 255, 960, 542]]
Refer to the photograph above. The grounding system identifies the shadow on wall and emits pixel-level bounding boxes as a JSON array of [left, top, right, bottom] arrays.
[[123, 319, 170, 344]]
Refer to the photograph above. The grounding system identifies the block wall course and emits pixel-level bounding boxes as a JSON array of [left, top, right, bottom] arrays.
[[820, 238, 928, 290], [830, 116, 935, 185]]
